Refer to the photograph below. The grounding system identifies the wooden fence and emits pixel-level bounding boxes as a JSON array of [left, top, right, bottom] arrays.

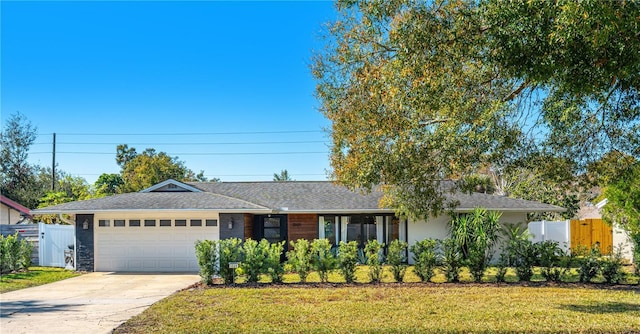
[[570, 218, 613, 254]]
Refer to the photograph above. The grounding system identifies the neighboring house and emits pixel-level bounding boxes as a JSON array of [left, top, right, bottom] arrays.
[[33, 179, 564, 272], [0, 194, 32, 225], [577, 199, 634, 262]]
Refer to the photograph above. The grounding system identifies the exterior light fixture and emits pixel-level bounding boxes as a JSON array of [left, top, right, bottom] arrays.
[[82, 220, 89, 230], [228, 217, 234, 230]]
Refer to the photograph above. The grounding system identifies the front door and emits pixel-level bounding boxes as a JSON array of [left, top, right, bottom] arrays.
[[254, 215, 288, 258]]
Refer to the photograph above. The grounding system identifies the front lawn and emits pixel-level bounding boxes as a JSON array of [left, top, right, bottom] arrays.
[[0, 266, 81, 293], [116, 284, 640, 333]]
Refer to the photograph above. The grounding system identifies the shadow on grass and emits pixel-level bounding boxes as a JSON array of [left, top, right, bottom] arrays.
[[560, 301, 640, 314], [0, 300, 82, 318]]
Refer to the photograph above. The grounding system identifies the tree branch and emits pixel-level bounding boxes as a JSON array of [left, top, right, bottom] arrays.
[[503, 81, 529, 102]]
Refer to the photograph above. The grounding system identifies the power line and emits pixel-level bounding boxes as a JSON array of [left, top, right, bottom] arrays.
[[30, 140, 329, 146], [47, 130, 325, 136], [30, 151, 328, 156]]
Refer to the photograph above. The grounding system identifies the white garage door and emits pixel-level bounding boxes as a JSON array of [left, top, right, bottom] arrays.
[[95, 219, 217, 272]]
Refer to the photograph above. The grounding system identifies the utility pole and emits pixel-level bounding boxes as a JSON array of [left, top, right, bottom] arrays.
[[52, 132, 56, 191]]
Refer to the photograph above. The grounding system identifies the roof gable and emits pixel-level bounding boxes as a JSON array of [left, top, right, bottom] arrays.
[[140, 179, 202, 193], [0, 195, 32, 217]]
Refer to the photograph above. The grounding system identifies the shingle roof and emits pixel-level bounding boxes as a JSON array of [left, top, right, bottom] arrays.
[[32, 192, 268, 214], [33, 180, 565, 214], [187, 181, 565, 213]]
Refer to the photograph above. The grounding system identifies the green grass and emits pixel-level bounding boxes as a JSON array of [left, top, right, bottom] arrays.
[[116, 283, 640, 333], [0, 266, 81, 293]]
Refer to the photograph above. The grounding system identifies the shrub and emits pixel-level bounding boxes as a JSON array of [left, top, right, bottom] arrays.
[[287, 239, 312, 282], [410, 239, 439, 282], [0, 233, 32, 274], [537, 241, 565, 282], [387, 240, 408, 282], [577, 245, 602, 283], [219, 238, 243, 284], [195, 240, 219, 285], [601, 246, 625, 284], [265, 240, 285, 283], [310, 238, 336, 283], [364, 239, 384, 283], [441, 238, 462, 282], [450, 208, 501, 282], [242, 239, 268, 283], [513, 239, 538, 282], [494, 254, 509, 283], [337, 241, 359, 283]]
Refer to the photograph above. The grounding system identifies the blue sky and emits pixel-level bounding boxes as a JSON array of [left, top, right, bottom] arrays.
[[1, 1, 336, 183]]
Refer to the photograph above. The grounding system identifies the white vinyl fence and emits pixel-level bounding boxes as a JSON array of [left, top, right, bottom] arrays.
[[38, 223, 75, 269], [528, 220, 570, 253]]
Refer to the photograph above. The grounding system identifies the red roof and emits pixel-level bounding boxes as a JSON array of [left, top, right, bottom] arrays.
[[0, 195, 32, 217]]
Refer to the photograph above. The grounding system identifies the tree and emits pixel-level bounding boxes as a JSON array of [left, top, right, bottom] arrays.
[[94, 173, 124, 196], [273, 169, 293, 182], [0, 112, 40, 208], [117, 145, 208, 192], [313, 0, 640, 219], [602, 162, 640, 269]]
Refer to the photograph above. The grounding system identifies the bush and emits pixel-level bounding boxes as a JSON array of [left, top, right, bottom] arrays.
[[450, 208, 501, 282], [441, 238, 462, 283], [537, 241, 565, 282], [364, 239, 384, 283], [0, 233, 33, 274], [287, 239, 312, 282], [601, 246, 625, 284], [410, 239, 439, 282], [241, 239, 268, 283], [310, 238, 336, 283], [513, 239, 538, 282], [577, 245, 602, 283], [219, 238, 243, 284], [494, 255, 509, 283], [387, 240, 408, 282], [265, 240, 285, 283], [195, 240, 218, 285], [337, 241, 359, 283]]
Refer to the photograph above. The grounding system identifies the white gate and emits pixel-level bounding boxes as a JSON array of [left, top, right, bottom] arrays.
[[38, 223, 75, 268]]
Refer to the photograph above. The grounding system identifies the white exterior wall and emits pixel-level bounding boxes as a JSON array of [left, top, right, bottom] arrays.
[[613, 223, 634, 263], [406, 212, 527, 264], [93, 211, 220, 272]]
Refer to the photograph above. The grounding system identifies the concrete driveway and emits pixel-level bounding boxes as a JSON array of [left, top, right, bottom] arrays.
[[0, 272, 199, 334]]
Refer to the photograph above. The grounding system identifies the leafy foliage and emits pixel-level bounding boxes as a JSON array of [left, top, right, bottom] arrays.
[[441, 238, 463, 283], [241, 239, 268, 283], [409, 239, 438, 283], [313, 0, 640, 219], [337, 241, 359, 283], [310, 238, 336, 283], [601, 247, 626, 284], [287, 239, 313, 282], [273, 169, 293, 182], [194, 240, 218, 285], [364, 239, 383, 283], [576, 245, 602, 283], [386, 239, 408, 282], [0, 112, 41, 208], [265, 240, 285, 283], [0, 233, 33, 274], [450, 208, 501, 282], [218, 238, 243, 285]]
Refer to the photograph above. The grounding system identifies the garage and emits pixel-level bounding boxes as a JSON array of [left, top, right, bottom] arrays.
[[94, 217, 218, 272]]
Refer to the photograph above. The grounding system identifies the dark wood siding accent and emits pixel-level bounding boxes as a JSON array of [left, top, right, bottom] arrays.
[[244, 213, 254, 240], [288, 214, 318, 243]]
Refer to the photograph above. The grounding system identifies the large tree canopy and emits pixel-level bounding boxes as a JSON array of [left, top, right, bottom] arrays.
[[313, 0, 640, 219], [117, 145, 210, 192]]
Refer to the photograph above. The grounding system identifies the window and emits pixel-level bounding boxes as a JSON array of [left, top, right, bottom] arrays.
[[346, 215, 377, 247], [385, 216, 400, 244], [98, 219, 110, 227], [206, 219, 218, 227], [144, 219, 156, 227], [160, 219, 171, 227], [319, 216, 337, 246], [175, 219, 187, 227], [190, 219, 202, 227], [114, 219, 125, 227], [263, 217, 282, 244], [129, 219, 140, 227]]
